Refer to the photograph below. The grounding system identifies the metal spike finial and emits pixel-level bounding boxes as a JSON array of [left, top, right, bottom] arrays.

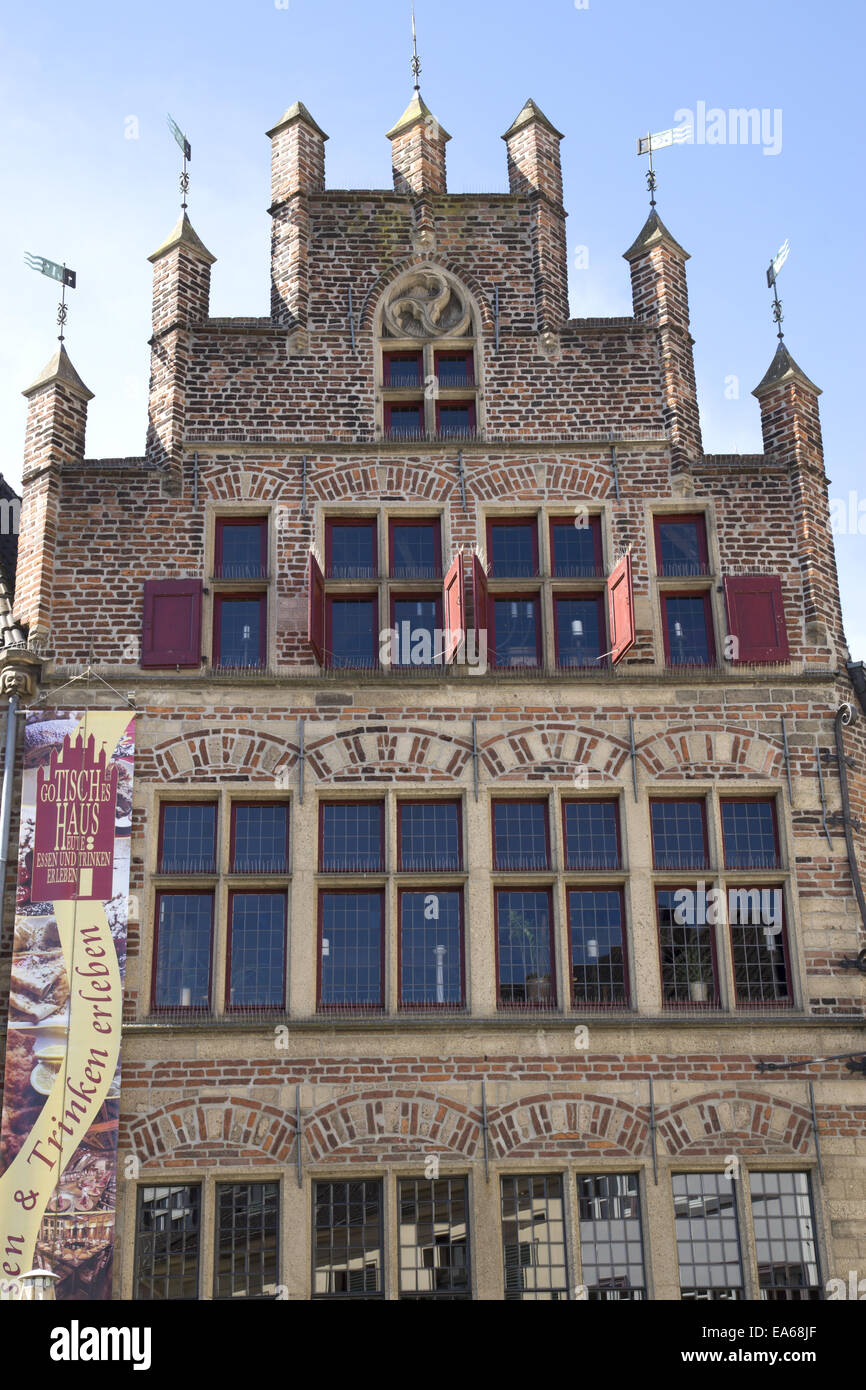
[[411, 8, 421, 91]]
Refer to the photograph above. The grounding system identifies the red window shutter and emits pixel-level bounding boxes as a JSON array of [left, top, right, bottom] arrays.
[[724, 575, 790, 663], [308, 552, 325, 664], [472, 553, 489, 641], [442, 552, 465, 663], [141, 580, 202, 668], [607, 553, 636, 664]]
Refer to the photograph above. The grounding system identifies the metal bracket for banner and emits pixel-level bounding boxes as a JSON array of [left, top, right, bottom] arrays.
[[816, 747, 833, 849], [298, 719, 305, 804], [192, 451, 199, 508], [35, 668, 136, 710], [481, 1080, 490, 1181], [457, 450, 467, 511], [300, 454, 308, 518], [609, 435, 621, 501], [347, 284, 356, 355], [648, 1078, 658, 1184], [493, 287, 500, 355], [296, 1085, 304, 1188], [808, 1080, 824, 1184], [780, 716, 794, 804], [628, 716, 639, 802], [471, 716, 480, 803]]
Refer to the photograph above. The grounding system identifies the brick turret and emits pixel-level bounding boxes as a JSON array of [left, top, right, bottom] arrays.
[[16, 346, 93, 640], [624, 210, 702, 474], [502, 99, 568, 332], [267, 101, 328, 328], [386, 92, 450, 196], [753, 342, 843, 659], [145, 212, 216, 494]]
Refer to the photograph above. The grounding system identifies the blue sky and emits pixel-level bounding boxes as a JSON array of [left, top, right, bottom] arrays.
[[1, 0, 864, 654]]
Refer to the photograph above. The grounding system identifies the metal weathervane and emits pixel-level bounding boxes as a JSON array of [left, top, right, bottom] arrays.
[[411, 8, 421, 92], [166, 112, 192, 211], [766, 238, 790, 340], [636, 124, 692, 209], [23, 253, 77, 344]]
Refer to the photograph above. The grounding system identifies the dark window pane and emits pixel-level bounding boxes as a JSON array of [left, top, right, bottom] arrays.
[[664, 596, 712, 665], [328, 598, 377, 668], [384, 354, 421, 388], [729, 888, 790, 1005], [391, 523, 440, 578], [721, 800, 779, 869], [657, 890, 716, 1006], [228, 894, 286, 1007], [392, 598, 441, 666], [656, 519, 706, 576], [321, 803, 384, 872], [400, 891, 462, 1006], [216, 520, 266, 579], [232, 804, 289, 873], [387, 404, 424, 438], [569, 890, 627, 1005], [160, 803, 216, 873], [502, 1174, 568, 1300], [563, 801, 620, 869], [673, 1172, 743, 1299], [327, 523, 376, 579], [399, 802, 461, 871], [319, 893, 383, 1007], [750, 1172, 821, 1299], [551, 519, 601, 577], [651, 800, 708, 869], [577, 1174, 646, 1300], [135, 1185, 200, 1301], [154, 895, 213, 1008], [313, 1180, 383, 1299], [493, 801, 549, 870], [555, 597, 604, 667], [437, 403, 474, 437], [214, 1184, 279, 1300], [489, 523, 536, 578], [435, 353, 474, 388], [217, 597, 264, 668], [497, 890, 552, 1005], [493, 597, 540, 667], [399, 1178, 471, 1299]]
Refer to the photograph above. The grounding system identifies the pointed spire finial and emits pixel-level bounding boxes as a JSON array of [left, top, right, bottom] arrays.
[[411, 7, 421, 92], [766, 239, 790, 342]]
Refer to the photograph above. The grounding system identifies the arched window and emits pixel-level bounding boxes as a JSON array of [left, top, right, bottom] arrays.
[[377, 268, 481, 441]]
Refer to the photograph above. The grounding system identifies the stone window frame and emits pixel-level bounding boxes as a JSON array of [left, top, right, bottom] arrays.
[[144, 785, 293, 1019], [203, 502, 278, 672], [479, 503, 613, 673], [646, 500, 724, 670], [315, 500, 455, 672], [374, 267, 486, 442]]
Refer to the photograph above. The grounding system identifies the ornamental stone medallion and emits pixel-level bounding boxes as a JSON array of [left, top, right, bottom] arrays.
[[382, 269, 471, 338]]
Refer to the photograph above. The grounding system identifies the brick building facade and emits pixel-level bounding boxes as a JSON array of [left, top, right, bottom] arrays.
[[2, 86, 865, 1301]]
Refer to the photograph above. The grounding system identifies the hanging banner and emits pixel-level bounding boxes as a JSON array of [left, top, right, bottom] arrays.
[[0, 710, 135, 1300]]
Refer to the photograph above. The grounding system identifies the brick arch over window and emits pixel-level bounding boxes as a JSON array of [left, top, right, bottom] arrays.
[[656, 1092, 813, 1157], [360, 256, 494, 337], [468, 458, 614, 503], [489, 1093, 649, 1159], [480, 727, 630, 782], [312, 458, 457, 504], [304, 1090, 482, 1162], [124, 1097, 296, 1168], [151, 728, 298, 782], [306, 726, 473, 783], [636, 727, 783, 780], [201, 464, 287, 502]]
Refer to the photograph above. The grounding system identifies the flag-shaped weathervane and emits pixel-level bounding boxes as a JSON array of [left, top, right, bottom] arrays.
[[766, 239, 790, 340], [24, 253, 77, 343], [166, 112, 191, 210], [636, 124, 692, 209]]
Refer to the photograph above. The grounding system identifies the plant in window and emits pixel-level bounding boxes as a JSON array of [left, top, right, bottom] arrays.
[[671, 943, 711, 1002], [504, 908, 551, 1002]]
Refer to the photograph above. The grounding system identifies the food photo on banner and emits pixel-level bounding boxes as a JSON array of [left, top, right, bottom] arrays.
[[0, 710, 135, 1300]]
